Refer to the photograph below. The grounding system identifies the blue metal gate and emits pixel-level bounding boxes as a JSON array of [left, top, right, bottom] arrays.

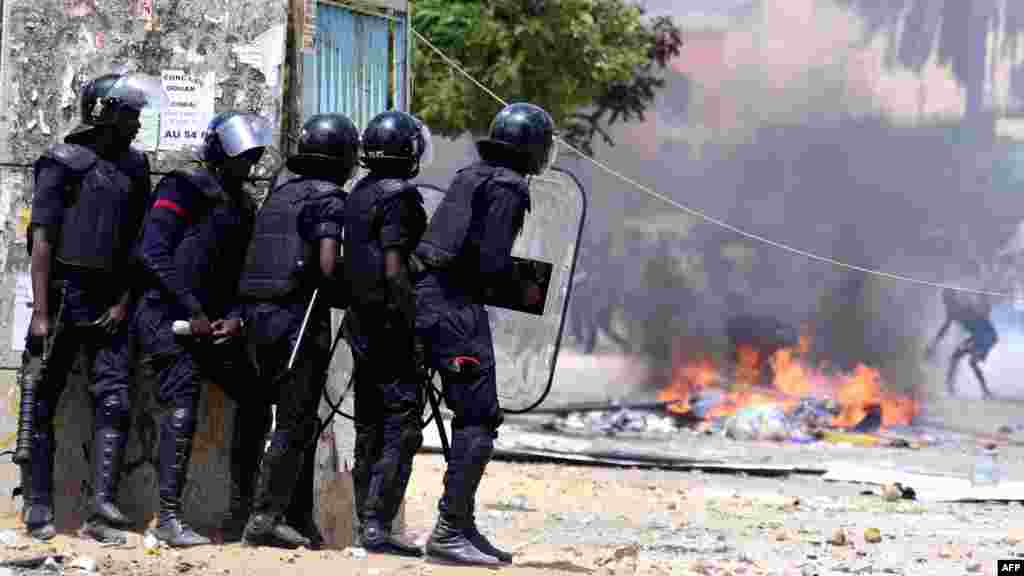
[[302, 1, 408, 128]]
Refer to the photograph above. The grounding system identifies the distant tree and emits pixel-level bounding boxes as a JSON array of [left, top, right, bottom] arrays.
[[411, 0, 683, 156]]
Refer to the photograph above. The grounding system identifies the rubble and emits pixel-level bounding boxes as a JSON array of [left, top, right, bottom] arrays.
[[543, 392, 882, 446]]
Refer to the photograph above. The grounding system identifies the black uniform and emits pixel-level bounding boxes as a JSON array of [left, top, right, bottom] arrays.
[[343, 174, 426, 553], [343, 110, 430, 557], [236, 171, 346, 548], [136, 165, 257, 547], [414, 102, 556, 566], [22, 142, 150, 541]]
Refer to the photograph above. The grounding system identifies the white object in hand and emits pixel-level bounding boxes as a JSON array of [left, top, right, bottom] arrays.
[[172, 320, 191, 336]]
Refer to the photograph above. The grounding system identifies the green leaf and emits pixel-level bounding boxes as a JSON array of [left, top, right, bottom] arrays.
[[411, 0, 683, 152]]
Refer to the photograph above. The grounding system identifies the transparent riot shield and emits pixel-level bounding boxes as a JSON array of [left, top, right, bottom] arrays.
[[416, 167, 588, 414], [494, 167, 587, 413]]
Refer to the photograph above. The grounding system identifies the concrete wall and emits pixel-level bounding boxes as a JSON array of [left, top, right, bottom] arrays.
[[0, 0, 288, 533]]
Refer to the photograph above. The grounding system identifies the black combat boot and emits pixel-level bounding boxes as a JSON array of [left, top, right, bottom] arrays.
[[81, 428, 131, 544], [351, 425, 378, 546], [242, 429, 310, 549], [150, 409, 210, 548], [221, 403, 269, 543], [462, 451, 512, 563], [24, 426, 56, 541], [285, 433, 325, 550], [425, 428, 500, 566], [363, 422, 423, 557], [437, 426, 511, 563]]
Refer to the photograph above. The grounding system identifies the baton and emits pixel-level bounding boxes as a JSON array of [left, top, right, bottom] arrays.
[[288, 288, 320, 373]]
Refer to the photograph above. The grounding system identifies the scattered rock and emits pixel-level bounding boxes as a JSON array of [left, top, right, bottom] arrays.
[[828, 529, 847, 546], [881, 484, 902, 502], [343, 547, 367, 559], [864, 528, 882, 544], [71, 555, 97, 573]]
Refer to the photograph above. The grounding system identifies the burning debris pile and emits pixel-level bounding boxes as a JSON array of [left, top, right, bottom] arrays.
[[547, 322, 919, 445], [658, 324, 919, 442]]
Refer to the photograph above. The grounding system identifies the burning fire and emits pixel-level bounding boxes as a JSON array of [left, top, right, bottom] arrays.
[[657, 329, 918, 430]]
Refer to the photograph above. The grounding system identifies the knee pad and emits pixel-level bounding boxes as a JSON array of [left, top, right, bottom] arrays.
[[96, 390, 130, 430], [398, 426, 423, 457]]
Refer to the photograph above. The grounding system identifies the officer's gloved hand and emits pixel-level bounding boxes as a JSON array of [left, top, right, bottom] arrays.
[[190, 314, 213, 338], [523, 280, 544, 309], [94, 303, 128, 335], [211, 318, 243, 339], [387, 273, 415, 327]]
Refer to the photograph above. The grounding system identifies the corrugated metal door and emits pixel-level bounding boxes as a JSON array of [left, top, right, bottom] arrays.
[[302, 2, 407, 129]]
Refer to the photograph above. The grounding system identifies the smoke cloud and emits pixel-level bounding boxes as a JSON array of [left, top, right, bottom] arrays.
[[417, 0, 1024, 403]]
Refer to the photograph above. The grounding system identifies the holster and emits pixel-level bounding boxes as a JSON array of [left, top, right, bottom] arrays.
[[14, 282, 67, 465], [13, 363, 36, 465]]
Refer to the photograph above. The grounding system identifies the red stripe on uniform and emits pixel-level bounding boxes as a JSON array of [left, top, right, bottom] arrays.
[[153, 199, 187, 218]]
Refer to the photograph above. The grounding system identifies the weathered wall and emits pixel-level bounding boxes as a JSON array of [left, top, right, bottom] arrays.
[[0, 0, 288, 534]]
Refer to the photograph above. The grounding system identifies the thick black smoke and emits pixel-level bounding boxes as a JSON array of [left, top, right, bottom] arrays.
[[416, 0, 1024, 400]]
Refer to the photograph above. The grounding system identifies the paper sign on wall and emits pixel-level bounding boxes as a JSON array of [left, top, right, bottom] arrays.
[[11, 273, 31, 352], [157, 70, 216, 152], [132, 107, 160, 152]]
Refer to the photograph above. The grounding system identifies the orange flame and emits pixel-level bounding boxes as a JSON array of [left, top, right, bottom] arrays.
[[659, 329, 918, 432]]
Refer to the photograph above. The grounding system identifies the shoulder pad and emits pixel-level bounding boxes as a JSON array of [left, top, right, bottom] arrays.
[[168, 167, 226, 201], [43, 143, 98, 173], [125, 147, 149, 169], [373, 178, 409, 204], [308, 179, 346, 200], [490, 167, 529, 195], [121, 148, 151, 178]]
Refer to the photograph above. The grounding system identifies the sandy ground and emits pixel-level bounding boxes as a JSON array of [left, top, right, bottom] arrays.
[[2, 436, 1024, 576]]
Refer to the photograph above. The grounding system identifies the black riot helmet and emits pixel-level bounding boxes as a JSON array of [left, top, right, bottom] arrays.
[[477, 102, 557, 175], [360, 110, 434, 179], [286, 113, 361, 182], [66, 73, 169, 145]]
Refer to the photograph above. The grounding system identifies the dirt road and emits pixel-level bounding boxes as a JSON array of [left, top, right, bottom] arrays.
[[1, 445, 1022, 576]]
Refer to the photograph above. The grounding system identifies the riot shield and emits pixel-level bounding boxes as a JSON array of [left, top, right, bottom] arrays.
[[415, 166, 587, 413]]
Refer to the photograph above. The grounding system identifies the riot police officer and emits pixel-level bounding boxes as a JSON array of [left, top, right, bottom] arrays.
[[343, 110, 430, 556], [411, 103, 553, 565], [235, 113, 358, 549], [136, 111, 272, 547], [18, 73, 165, 543]]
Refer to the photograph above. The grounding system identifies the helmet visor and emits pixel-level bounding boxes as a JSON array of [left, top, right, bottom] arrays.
[[107, 74, 171, 112], [416, 119, 435, 169], [216, 113, 275, 158]]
